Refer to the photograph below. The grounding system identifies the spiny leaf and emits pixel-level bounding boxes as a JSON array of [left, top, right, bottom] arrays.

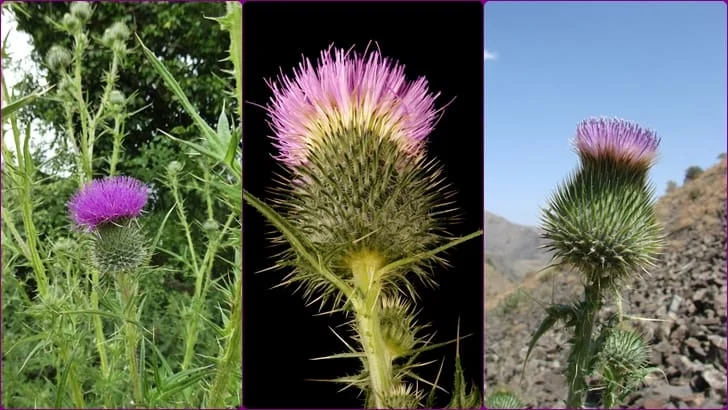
[[447, 320, 482, 409], [1, 86, 53, 119], [522, 303, 576, 380]]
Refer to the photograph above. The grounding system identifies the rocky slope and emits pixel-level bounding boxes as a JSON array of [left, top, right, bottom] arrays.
[[485, 211, 550, 282], [485, 159, 727, 408]]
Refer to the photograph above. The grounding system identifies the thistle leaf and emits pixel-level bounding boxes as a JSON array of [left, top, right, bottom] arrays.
[[447, 319, 482, 409], [522, 303, 576, 380]]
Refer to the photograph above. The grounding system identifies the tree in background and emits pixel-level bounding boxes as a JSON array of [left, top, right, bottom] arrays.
[[684, 165, 704, 184], [11, 1, 231, 160]]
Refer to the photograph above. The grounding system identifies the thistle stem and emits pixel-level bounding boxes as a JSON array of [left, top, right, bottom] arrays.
[[90, 268, 112, 407], [566, 283, 601, 408], [350, 253, 393, 408], [117, 272, 142, 405]]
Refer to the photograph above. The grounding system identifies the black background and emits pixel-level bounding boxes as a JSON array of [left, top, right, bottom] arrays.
[[243, 2, 484, 408]]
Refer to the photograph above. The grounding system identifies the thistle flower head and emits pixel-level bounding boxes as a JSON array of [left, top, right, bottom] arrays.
[[68, 176, 148, 231], [574, 117, 660, 172], [542, 118, 664, 287], [265, 44, 442, 167]]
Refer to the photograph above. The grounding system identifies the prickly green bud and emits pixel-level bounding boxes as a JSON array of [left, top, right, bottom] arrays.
[[541, 118, 663, 286], [167, 161, 183, 178], [202, 219, 218, 234], [102, 22, 130, 46], [485, 390, 525, 409], [109, 90, 125, 106], [52, 237, 75, 253], [61, 13, 81, 34], [92, 220, 148, 274], [69, 2, 93, 22], [45, 45, 72, 72], [381, 383, 423, 409], [379, 296, 420, 358], [597, 328, 650, 376]]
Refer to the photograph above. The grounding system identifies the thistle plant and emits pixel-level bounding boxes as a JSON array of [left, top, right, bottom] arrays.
[[2, 2, 241, 407], [521, 117, 664, 408], [244, 46, 482, 408], [68, 175, 150, 403]]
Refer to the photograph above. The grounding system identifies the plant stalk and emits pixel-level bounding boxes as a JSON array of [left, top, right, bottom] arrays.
[[90, 267, 112, 407], [350, 255, 393, 409], [117, 272, 142, 405], [566, 283, 601, 408]]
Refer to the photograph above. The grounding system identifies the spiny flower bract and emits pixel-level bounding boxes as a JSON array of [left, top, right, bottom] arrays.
[[574, 117, 660, 172], [68, 176, 148, 230], [265, 44, 442, 167]]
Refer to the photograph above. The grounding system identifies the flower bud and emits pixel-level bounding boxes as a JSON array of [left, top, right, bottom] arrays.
[[69, 2, 93, 22], [382, 384, 422, 409], [45, 45, 72, 72], [167, 161, 183, 177], [102, 22, 131, 46], [52, 238, 75, 253], [109, 90, 126, 107], [379, 296, 418, 358], [62, 13, 81, 34], [202, 219, 218, 233]]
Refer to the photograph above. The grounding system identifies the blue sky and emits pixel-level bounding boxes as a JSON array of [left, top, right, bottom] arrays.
[[484, 1, 727, 226]]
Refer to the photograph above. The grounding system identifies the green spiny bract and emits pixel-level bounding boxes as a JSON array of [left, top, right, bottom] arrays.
[[379, 295, 425, 359], [381, 383, 425, 409], [485, 390, 525, 409], [541, 158, 662, 288], [594, 327, 652, 407], [91, 219, 148, 274], [271, 126, 456, 307], [597, 327, 650, 378]]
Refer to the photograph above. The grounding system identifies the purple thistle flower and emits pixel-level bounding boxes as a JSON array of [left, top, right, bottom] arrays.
[[68, 176, 148, 230], [265, 44, 443, 167], [574, 117, 660, 170]]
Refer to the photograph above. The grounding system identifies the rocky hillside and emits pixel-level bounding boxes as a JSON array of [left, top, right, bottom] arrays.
[[485, 211, 550, 282], [485, 159, 727, 408]]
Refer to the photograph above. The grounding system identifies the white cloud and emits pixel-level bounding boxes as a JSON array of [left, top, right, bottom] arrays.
[[484, 49, 498, 61]]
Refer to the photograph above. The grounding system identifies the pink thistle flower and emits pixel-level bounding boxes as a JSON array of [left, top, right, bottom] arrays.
[[574, 117, 660, 170], [68, 176, 148, 231], [265, 44, 444, 167]]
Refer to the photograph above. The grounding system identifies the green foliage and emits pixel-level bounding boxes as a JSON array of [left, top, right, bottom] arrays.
[[497, 289, 524, 316], [718, 152, 726, 160], [2, 2, 241, 407], [10, 1, 231, 155], [684, 165, 704, 183]]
